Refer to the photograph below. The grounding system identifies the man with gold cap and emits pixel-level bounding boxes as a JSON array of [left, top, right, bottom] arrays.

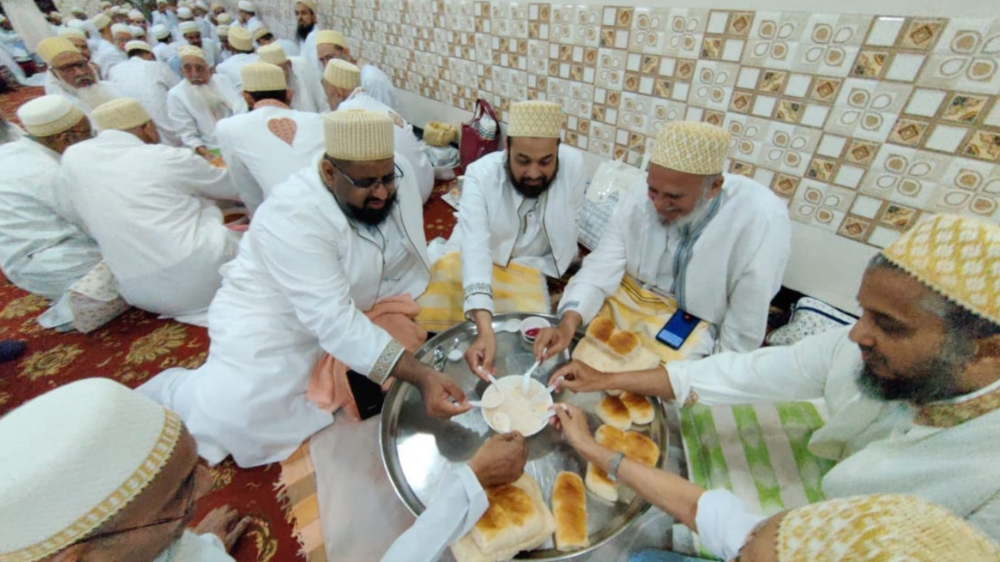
[[86, 14, 126, 77], [326, 58, 434, 201], [167, 45, 246, 156], [294, 0, 318, 61], [257, 43, 324, 113], [214, 24, 257, 89], [109, 39, 182, 146], [536, 121, 791, 359], [60, 98, 241, 325], [315, 29, 396, 109], [39, 36, 123, 117], [0, 378, 251, 562], [236, 0, 262, 32], [57, 27, 103, 80], [253, 24, 299, 57], [0, 95, 103, 329], [179, 19, 220, 66], [214, 61, 323, 211], [549, 213, 1000, 541], [138, 109, 469, 468]]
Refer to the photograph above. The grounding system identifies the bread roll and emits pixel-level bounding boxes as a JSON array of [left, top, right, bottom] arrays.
[[584, 462, 617, 502], [620, 392, 655, 425], [552, 472, 589, 551], [595, 424, 626, 449], [606, 330, 641, 360], [452, 474, 556, 562], [586, 317, 616, 343], [595, 395, 631, 431], [623, 431, 660, 467], [471, 483, 542, 554]]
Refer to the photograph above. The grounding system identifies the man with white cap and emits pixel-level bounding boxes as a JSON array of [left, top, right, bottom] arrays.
[[151, 23, 179, 64], [57, 27, 103, 79], [193, 1, 215, 39], [214, 61, 323, 211], [109, 40, 182, 146], [215, 23, 231, 61], [535, 121, 791, 359], [179, 19, 219, 66], [549, 213, 1000, 543], [89, 13, 127, 78], [294, 0, 318, 60], [253, 24, 299, 57], [237, 0, 262, 31], [152, 0, 178, 31], [257, 42, 324, 113], [0, 95, 103, 328], [214, 24, 256, 89], [110, 22, 132, 49], [38, 37, 122, 116], [61, 98, 241, 324], [315, 29, 396, 109], [138, 109, 469, 468], [0, 378, 252, 562], [327, 58, 434, 202], [167, 45, 246, 156]]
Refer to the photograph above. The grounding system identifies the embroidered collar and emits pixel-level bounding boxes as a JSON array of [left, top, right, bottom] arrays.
[[914, 377, 1000, 428], [253, 99, 289, 110]]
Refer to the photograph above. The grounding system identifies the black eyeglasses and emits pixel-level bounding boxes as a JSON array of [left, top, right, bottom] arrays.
[[329, 158, 404, 191]]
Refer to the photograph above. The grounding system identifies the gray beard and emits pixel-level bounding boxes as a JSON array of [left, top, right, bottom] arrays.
[[186, 80, 231, 121], [661, 190, 712, 229], [71, 82, 118, 109]]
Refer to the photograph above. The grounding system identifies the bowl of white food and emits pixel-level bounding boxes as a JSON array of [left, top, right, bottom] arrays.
[[481, 375, 553, 437]]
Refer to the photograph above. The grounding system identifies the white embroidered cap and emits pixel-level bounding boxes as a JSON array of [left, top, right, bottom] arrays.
[[315, 29, 346, 48], [17, 95, 87, 137], [110, 22, 131, 36], [35, 37, 79, 64], [324, 109, 394, 161], [507, 100, 564, 139], [178, 44, 208, 62], [228, 25, 253, 51], [252, 24, 271, 41], [58, 27, 87, 40], [125, 40, 152, 53], [91, 13, 111, 29], [650, 121, 731, 175], [151, 23, 170, 39], [257, 43, 288, 65], [92, 97, 152, 131], [177, 6, 193, 18], [241, 61, 287, 92], [216, 12, 232, 24], [238, 0, 255, 12], [216, 24, 230, 36], [179, 20, 199, 35], [296, 0, 317, 12], [129, 25, 145, 38], [323, 58, 360, 90]]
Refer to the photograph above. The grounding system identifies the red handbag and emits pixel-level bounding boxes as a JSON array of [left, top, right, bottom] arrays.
[[460, 98, 500, 172]]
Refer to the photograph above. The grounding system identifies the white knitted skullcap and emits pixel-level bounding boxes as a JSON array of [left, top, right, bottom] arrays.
[[316, 29, 346, 48], [228, 25, 253, 51], [178, 44, 207, 61], [92, 97, 152, 131], [36, 37, 79, 64], [111, 23, 130, 36], [196, 1, 209, 10], [128, 9, 145, 20], [129, 25, 145, 37], [296, 0, 317, 12], [125, 40, 152, 53], [179, 21, 199, 34], [177, 7, 193, 18], [323, 58, 360, 89], [651, 121, 731, 175], [0, 379, 183, 562], [252, 25, 271, 41], [70, 5, 85, 14], [241, 61, 287, 92], [17, 95, 87, 137], [91, 13, 111, 29], [216, 24, 230, 36], [216, 12, 232, 24], [324, 109, 394, 161], [257, 43, 287, 65], [507, 100, 564, 139], [66, 18, 87, 30], [238, 0, 255, 11], [58, 27, 87, 39], [150, 24, 170, 39]]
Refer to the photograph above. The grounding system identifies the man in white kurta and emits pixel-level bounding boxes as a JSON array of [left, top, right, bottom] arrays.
[[108, 40, 182, 146], [293, 0, 318, 66], [89, 14, 126, 78], [61, 98, 241, 324], [0, 96, 102, 328], [37, 36, 122, 118], [151, 24, 179, 64], [236, 0, 262, 32], [167, 45, 247, 155], [215, 62, 323, 211], [316, 31, 397, 109], [137, 109, 469, 468], [257, 43, 326, 114], [213, 25, 256, 90], [540, 121, 790, 358], [253, 25, 299, 57], [178, 21, 220, 67]]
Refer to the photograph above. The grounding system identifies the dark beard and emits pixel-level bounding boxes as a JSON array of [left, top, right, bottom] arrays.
[[296, 23, 314, 41], [343, 192, 398, 226], [506, 155, 559, 198], [856, 345, 968, 405]]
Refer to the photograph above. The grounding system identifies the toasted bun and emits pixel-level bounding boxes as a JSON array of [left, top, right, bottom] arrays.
[[586, 317, 616, 343], [595, 424, 626, 449], [552, 472, 589, 551], [595, 395, 631, 431], [623, 431, 660, 467], [607, 330, 641, 358], [455, 474, 555, 562], [620, 392, 654, 425], [584, 462, 618, 502]]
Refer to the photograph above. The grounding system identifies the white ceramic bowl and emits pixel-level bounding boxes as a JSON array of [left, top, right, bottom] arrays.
[[481, 375, 553, 437], [519, 316, 552, 343]]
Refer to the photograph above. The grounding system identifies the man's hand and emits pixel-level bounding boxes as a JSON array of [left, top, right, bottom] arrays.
[[193, 505, 251, 552], [415, 370, 471, 418], [468, 432, 528, 488], [549, 403, 596, 452], [548, 360, 612, 393], [465, 330, 496, 380], [195, 146, 212, 160], [533, 312, 581, 362]]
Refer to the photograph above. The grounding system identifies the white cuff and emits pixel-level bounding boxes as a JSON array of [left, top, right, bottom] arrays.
[[694, 489, 767, 561], [463, 293, 495, 318], [667, 359, 696, 407]]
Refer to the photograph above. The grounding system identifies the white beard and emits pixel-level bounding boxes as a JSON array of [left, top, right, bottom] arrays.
[[186, 80, 232, 121], [72, 82, 118, 109]]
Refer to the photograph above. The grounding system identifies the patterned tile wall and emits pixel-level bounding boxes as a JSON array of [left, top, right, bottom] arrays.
[[259, 0, 1000, 248]]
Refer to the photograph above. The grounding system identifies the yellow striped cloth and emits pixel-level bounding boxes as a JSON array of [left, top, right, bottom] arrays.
[[278, 443, 327, 562], [415, 251, 550, 332]]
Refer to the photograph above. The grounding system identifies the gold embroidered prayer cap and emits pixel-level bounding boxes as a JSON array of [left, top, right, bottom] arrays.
[[36, 37, 80, 65], [0, 378, 184, 562], [323, 58, 360, 90], [776, 494, 999, 562], [324, 109, 394, 161], [92, 98, 152, 131], [179, 20, 200, 35], [252, 24, 271, 41], [125, 39, 153, 53], [257, 43, 288, 65], [296, 0, 317, 13], [651, 120, 731, 175], [228, 24, 253, 52], [216, 12, 233, 24], [881, 214, 1000, 326], [216, 24, 230, 37], [16, 95, 86, 137], [58, 27, 87, 40], [241, 61, 287, 92], [316, 29, 347, 48], [178, 44, 208, 62], [507, 100, 564, 139]]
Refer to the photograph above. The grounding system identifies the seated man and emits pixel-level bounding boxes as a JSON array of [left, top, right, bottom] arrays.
[[253, 24, 299, 57], [536, 121, 791, 358], [151, 23, 178, 64], [57, 27, 102, 79], [166, 45, 246, 157], [38, 36, 122, 117], [315, 29, 396, 109], [257, 42, 325, 113], [88, 13, 127, 78], [179, 20, 220, 67], [214, 23, 257, 89], [138, 109, 468, 468], [0, 96, 102, 328], [0, 378, 250, 562], [216, 23, 232, 61], [550, 214, 1000, 541], [237, 0, 262, 32], [61, 98, 241, 324], [325, 58, 434, 202], [215, 61, 323, 211], [108, 40, 182, 146]]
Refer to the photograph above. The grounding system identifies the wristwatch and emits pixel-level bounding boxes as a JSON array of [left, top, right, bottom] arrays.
[[606, 452, 626, 483]]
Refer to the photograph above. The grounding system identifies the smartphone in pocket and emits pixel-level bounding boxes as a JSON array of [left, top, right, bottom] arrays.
[[655, 310, 701, 350], [346, 370, 385, 420]]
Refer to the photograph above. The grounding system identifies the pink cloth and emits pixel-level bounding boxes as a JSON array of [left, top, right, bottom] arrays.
[[306, 294, 427, 421]]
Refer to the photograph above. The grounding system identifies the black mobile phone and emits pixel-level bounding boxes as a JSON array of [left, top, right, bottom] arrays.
[[655, 310, 701, 350], [346, 370, 385, 420]]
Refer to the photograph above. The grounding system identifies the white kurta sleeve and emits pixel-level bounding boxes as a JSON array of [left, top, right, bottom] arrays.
[[667, 326, 847, 407], [458, 163, 499, 317], [214, 122, 263, 210], [381, 466, 488, 562], [694, 489, 767, 561], [251, 217, 403, 382], [165, 147, 240, 200], [167, 89, 205, 149]]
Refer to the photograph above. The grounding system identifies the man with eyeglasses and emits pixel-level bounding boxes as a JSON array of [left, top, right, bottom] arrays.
[[39, 36, 122, 117], [0, 95, 103, 329], [139, 109, 468, 469], [0, 378, 250, 562]]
